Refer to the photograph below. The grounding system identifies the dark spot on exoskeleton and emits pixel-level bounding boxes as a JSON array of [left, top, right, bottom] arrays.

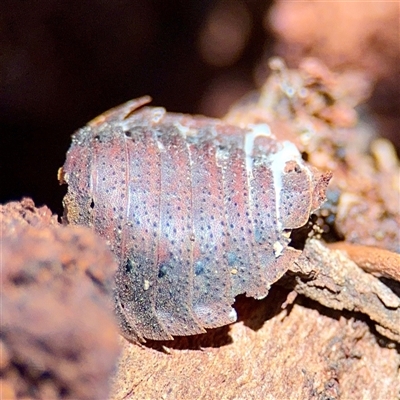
[[125, 259, 134, 273], [217, 144, 227, 151], [158, 264, 168, 278], [194, 260, 205, 276], [93, 130, 113, 143], [118, 276, 134, 301]]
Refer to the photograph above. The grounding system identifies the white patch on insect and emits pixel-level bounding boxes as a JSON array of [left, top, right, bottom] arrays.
[[244, 124, 273, 223], [156, 140, 165, 151], [244, 124, 272, 173], [273, 241, 284, 258], [215, 145, 229, 164], [150, 108, 166, 124], [143, 280, 150, 291], [268, 141, 303, 230], [173, 121, 197, 138]]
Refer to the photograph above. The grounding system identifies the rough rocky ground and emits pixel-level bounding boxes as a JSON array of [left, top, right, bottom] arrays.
[[1, 199, 121, 399]]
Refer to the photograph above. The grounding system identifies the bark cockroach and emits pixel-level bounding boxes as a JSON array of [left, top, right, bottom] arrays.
[[60, 97, 330, 342]]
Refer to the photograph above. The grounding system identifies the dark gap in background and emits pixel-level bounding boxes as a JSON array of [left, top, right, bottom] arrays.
[[0, 0, 275, 216]]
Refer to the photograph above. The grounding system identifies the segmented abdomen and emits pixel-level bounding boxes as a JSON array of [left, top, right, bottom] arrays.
[[61, 98, 329, 342]]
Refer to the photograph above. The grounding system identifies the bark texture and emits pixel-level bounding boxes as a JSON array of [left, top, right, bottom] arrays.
[[1, 199, 120, 399], [111, 289, 400, 399]]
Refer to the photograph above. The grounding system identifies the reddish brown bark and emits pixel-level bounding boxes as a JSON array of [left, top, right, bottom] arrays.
[[1, 199, 120, 399]]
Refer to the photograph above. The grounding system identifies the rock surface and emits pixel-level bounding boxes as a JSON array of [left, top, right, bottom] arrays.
[[111, 288, 400, 399], [1, 199, 120, 399]]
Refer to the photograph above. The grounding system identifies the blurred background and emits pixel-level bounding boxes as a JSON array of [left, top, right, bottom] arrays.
[[1, 0, 399, 216]]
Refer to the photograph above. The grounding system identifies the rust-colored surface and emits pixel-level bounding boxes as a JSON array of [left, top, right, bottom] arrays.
[[292, 240, 400, 343], [1, 197, 59, 229], [1, 199, 120, 399], [111, 289, 400, 399], [328, 242, 400, 282]]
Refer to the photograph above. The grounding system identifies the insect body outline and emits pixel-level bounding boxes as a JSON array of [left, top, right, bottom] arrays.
[[61, 98, 330, 342]]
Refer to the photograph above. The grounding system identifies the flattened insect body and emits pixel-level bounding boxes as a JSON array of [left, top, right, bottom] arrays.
[[60, 97, 331, 342]]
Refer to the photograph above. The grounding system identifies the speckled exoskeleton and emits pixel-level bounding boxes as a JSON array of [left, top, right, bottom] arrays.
[[59, 97, 331, 342]]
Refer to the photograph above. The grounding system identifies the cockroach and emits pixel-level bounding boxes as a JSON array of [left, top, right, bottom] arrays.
[[59, 97, 331, 342]]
